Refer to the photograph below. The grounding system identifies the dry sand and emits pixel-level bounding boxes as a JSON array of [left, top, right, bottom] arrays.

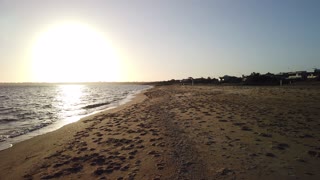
[[0, 85, 320, 180]]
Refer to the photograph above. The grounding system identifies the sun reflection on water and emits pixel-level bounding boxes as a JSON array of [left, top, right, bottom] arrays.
[[56, 85, 85, 124], [59, 85, 83, 105]]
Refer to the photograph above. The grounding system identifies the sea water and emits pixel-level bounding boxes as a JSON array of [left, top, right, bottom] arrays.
[[0, 83, 151, 150]]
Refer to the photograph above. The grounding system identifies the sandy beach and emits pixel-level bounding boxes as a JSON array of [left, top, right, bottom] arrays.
[[0, 85, 320, 179]]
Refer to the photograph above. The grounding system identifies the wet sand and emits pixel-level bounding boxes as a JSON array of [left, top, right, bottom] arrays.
[[0, 85, 320, 179]]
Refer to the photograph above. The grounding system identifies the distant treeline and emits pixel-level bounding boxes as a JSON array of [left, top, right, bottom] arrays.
[[151, 69, 320, 86]]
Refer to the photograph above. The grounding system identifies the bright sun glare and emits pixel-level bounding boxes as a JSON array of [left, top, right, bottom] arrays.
[[32, 22, 120, 82]]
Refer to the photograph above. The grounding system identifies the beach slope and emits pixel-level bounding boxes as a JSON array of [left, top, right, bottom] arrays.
[[1, 85, 320, 179]]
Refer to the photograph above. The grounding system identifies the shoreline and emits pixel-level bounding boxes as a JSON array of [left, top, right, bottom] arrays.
[[0, 88, 149, 179], [0, 85, 152, 151], [1, 85, 319, 179]]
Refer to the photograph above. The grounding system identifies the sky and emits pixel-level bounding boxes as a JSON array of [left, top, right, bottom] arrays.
[[0, 0, 319, 82]]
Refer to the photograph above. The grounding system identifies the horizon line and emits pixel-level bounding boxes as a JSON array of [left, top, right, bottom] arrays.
[[0, 81, 152, 84]]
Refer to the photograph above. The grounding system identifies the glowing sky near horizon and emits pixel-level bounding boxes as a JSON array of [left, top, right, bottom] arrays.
[[0, 0, 319, 82]]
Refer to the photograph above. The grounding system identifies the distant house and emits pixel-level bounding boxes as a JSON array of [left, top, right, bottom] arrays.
[[287, 73, 302, 80], [307, 74, 318, 79], [219, 75, 242, 83], [314, 69, 320, 78], [275, 73, 287, 79], [286, 71, 307, 80], [307, 69, 320, 80]]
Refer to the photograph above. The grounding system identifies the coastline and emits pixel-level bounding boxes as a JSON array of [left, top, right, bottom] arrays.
[[0, 85, 152, 151], [1, 85, 320, 179], [0, 88, 149, 179]]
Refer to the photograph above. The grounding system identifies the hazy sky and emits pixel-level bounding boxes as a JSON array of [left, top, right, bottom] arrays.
[[1, 0, 319, 82]]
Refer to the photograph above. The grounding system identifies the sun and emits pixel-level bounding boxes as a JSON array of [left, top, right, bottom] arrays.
[[31, 22, 120, 82]]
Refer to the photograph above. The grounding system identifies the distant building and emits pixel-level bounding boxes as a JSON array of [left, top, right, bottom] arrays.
[[306, 69, 320, 80], [307, 74, 318, 79], [219, 75, 242, 83], [286, 71, 307, 80]]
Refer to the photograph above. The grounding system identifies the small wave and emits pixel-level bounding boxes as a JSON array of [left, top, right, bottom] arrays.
[[42, 104, 52, 108], [7, 130, 27, 138], [0, 95, 9, 100], [0, 135, 9, 142], [0, 118, 19, 122], [0, 111, 13, 116], [7, 122, 52, 138], [82, 102, 110, 109], [0, 107, 13, 112], [122, 91, 129, 95]]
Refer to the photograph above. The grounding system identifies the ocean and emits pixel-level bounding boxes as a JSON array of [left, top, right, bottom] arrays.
[[0, 83, 151, 150]]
